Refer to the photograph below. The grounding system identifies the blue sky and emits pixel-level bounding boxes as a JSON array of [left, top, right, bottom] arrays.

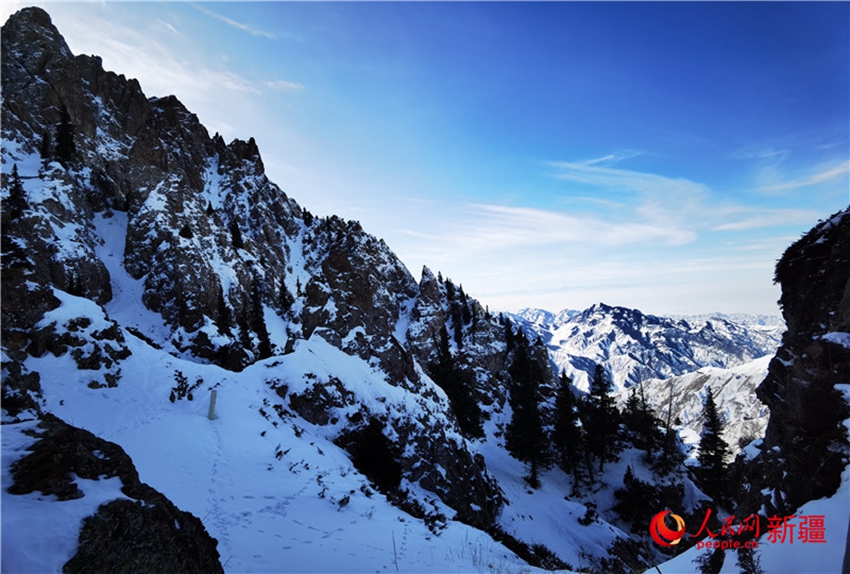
[[4, 2, 848, 316]]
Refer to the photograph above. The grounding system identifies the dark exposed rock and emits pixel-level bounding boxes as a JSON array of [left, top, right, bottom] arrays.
[[0, 359, 43, 419], [5, 414, 223, 572], [288, 376, 354, 426], [741, 208, 850, 516]]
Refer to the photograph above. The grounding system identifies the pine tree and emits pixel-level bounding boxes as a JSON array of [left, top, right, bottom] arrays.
[[229, 221, 244, 249], [697, 387, 729, 502], [553, 371, 585, 491], [452, 308, 464, 348], [216, 288, 232, 335], [279, 282, 295, 314], [735, 547, 764, 574], [445, 278, 455, 301], [694, 546, 725, 574], [429, 325, 483, 438], [251, 282, 273, 359], [613, 465, 648, 529], [39, 131, 52, 162], [653, 425, 686, 476], [504, 320, 515, 352], [459, 285, 471, 324], [583, 364, 623, 472], [623, 384, 661, 451], [54, 105, 77, 165], [5, 164, 27, 221], [505, 333, 548, 487]]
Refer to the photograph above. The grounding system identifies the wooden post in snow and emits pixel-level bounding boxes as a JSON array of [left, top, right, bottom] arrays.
[[208, 390, 217, 420]]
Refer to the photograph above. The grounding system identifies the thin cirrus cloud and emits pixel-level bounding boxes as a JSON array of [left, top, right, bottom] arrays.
[[191, 4, 277, 40], [461, 204, 696, 249], [758, 160, 850, 193], [546, 157, 711, 238], [43, 6, 303, 139], [265, 80, 305, 93], [712, 208, 823, 231], [548, 156, 708, 199]]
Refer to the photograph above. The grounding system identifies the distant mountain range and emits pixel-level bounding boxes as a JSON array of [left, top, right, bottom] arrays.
[[510, 303, 783, 393]]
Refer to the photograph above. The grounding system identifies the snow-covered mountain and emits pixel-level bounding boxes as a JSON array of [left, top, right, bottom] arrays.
[[618, 355, 772, 457], [510, 305, 781, 459], [511, 303, 783, 394]]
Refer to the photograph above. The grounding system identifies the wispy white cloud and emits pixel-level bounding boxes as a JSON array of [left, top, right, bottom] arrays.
[[377, 153, 839, 315], [548, 159, 709, 207], [712, 208, 821, 231], [266, 80, 305, 92], [462, 203, 696, 249], [44, 6, 303, 140], [547, 159, 712, 240], [728, 146, 790, 161], [758, 160, 850, 193], [192, 4, 277, 39], [581, 150, 643, 166], [155, 19, 179, 36]]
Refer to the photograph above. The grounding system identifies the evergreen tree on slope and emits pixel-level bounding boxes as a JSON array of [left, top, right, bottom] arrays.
[[505, 331, 548, 488], [553, 370, 586, 492], [696, 387, 729, 503], [583, 364, 623, 472]]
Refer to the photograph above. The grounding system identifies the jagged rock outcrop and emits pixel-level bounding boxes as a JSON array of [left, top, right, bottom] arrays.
[[7, 414, 223, 573], [741, 208, 850, 516]]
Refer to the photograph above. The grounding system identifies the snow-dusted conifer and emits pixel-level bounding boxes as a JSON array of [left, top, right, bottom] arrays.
[[697, 387, 729, 502], [583, 364, 623, 472], [506, 331, 548, 488], [54, 105, 76, 165]]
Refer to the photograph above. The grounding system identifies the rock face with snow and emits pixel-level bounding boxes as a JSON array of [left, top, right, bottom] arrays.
[[7, 414, 223, 573], [512, 304, 782, 393], [742, 208, 850, 516]]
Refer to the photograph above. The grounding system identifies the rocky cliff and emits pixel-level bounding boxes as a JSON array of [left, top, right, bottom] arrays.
[[740, 207, 850, 516]]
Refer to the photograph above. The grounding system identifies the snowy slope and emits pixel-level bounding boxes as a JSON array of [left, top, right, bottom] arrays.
[[1, 420, 130, 573]]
